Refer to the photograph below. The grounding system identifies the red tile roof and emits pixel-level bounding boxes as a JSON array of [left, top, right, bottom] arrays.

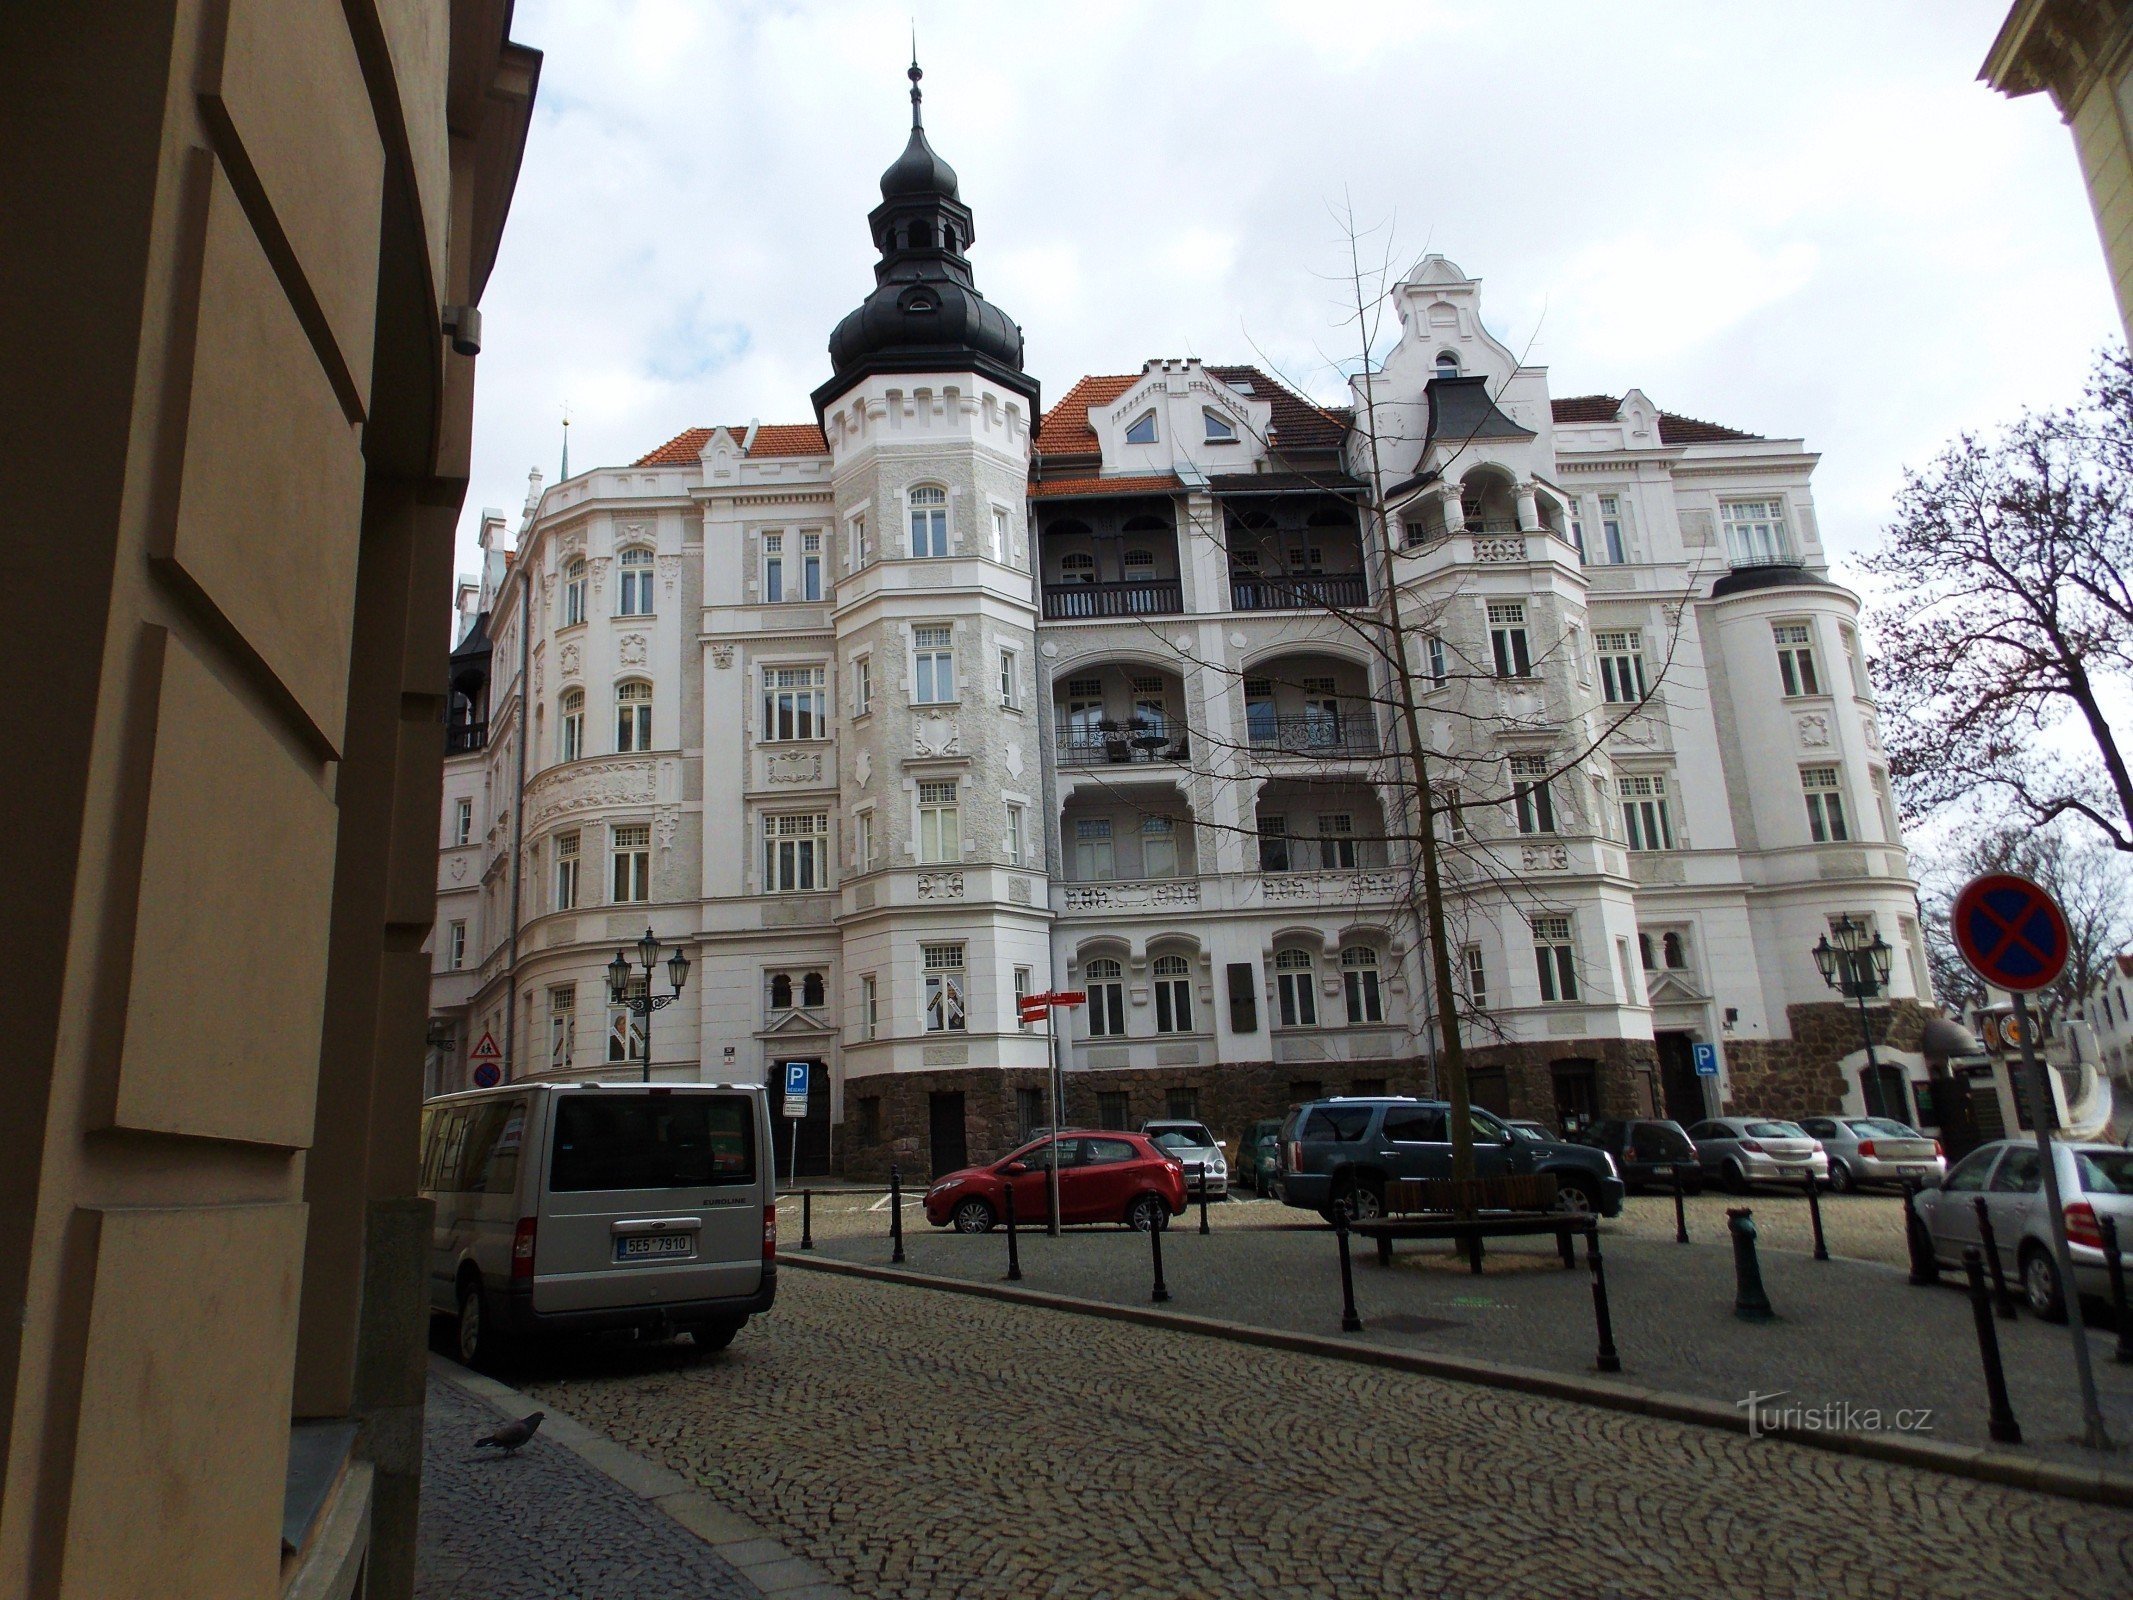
[[1035, 375, 1137, 455], [1548, 394, 1761, 444], [1030, 474, 1183, 500], [632, 423, 828, 466], [1035, 365, 1350, 460]]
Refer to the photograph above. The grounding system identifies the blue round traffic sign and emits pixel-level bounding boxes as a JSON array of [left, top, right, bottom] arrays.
[[1952, 873, 2070, 993], [472, 1062, 502, 1088]]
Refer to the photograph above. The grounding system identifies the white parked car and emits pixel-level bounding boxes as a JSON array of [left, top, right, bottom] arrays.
[[1797, 1116, 1945, 1192], [1687, 1116, 1830, 1191], [1142, 1120, 1227, 1198], [1914, 1139, 2133, 1320]]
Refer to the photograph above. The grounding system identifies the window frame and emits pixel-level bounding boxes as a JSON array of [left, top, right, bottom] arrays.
[[611, 821, 651, 904], [908, 484, 950, 559], [913, 625, 956, 705], [1153, 953, 1194, 1034], [1487, 601, 1532, 678], [616, 546, 655, 616], [563, 558, 587, 627], [1721, 497, 1790, 566], [917, 780, 961, 864], [761, 665, 829, 742], [1085, 957, 1127, 1037], [922, 942, 967, 1033], [1275, 947, 1318, 1028], [554, 831, 580, 910], [1531, 915, 1579, 1003], [559, 689, 585, 763], [1773, 621, 1823, 698], [1341, 946, 1384, 1024], [763, 810, 829, 893], [1801, 765, 1850, 843], [615, 679, 653, 753]]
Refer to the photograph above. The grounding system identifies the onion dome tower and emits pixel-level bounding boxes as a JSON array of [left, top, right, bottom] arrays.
[[813, 55, 1038, 415]]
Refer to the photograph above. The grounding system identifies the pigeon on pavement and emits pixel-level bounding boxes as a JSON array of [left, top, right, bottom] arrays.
[[474, 1410, 545, 1455]]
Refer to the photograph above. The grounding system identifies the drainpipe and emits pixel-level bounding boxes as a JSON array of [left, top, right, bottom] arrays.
[[501, 556, 531, 1079]]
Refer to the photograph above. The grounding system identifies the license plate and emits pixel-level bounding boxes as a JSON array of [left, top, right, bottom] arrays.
[[615, 1232, 692, 1261]]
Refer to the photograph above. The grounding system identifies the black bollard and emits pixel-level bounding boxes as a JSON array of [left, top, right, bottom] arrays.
[[889, 1165, 905, 1265], [1727, 1207, 1774, 1321], [1197, 1165, 1212, 1236], [1972, 1196, 2018, 1321], [1584, 1225, 1621, 1374], [1002, 1180, 1021, 1283], [1803, 1172, 1829, 1262], [1149, 1209, 1171, 1304], [2102, 1216, 2133, 1366], [1902, 1180, 1939, 1286], [1963, 1247, 2023, 1445], [800, 1188, 814, 1251], [1672, 1164, 1690, 1245], [1335, 1209, 1363, 1332]]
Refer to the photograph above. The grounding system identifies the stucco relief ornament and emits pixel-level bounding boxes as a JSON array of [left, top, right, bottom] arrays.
[[710, 642, 735, 669], [1862, 712, 1884, 752], [560, 642, 581, 678], [913, 712, 960, 758], [618, 633, 648, 667], [1003, 741, 1023, 778], [449, 857, 468, 882], [1797, 713, 1832, 749], [657, 554, 682, 596], [532, 648, 544, 694], [589, 556, 611, 599], [766, 751, 824, 784], [855, 750, 871, 788], [654, 807, 679, 854]]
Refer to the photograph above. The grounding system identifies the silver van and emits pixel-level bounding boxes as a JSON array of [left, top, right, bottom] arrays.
[[421, 1081, 777, 1364]]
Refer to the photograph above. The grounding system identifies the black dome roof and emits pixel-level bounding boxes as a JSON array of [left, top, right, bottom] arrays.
[[881, 125, 958, 200], [828, 280, 1022, 376]]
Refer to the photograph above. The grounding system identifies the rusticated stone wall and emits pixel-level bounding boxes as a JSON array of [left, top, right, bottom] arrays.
[[1720, 998, 1930, 1119]]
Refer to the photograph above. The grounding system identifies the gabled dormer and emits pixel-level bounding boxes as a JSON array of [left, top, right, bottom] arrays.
[[1089, 359, 1275, 474]]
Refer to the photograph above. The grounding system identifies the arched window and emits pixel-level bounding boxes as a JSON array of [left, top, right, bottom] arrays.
[[563, 558, 587, 626], [1663, 931, 1688, 970], [615, 680, 652, 752], [1435, 351, 1461, 379], [1059, 551, 1096, 583], [1275, 948, 1318, 1027], [1086, 957, 1126, 1037], [769, 973, 793, 1011], [1153, 953, 1193, 1034], [559, 688, 584, 762], [1122, 548, 1154, 573], [909, 485, 948, 558], [802, 971, 826, 1009], [1341, 946, 1383, 1024], [617, 547, 654, 615]]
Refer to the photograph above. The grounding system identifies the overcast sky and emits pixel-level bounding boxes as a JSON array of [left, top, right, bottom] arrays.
[[459, 0, 2120, 589]]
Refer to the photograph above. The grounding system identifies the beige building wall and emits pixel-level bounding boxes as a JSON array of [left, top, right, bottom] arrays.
[[0, 5, 535, 1598], [1986, 0, 2133, 340]]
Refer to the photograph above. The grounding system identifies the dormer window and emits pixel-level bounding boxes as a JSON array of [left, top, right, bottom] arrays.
[[1124, 411, 1158, 445], [1203, 410, 1237, 443], [1435, 351, 1461, 380], [906, 293, 936, 313]]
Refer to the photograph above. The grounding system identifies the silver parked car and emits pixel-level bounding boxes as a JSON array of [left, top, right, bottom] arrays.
[[1142, 1120, 1227, 1198], [1914, 1139, 2133, 1320], [422, 1081, 777, 1365], [1798, 1115, 1945, 1192], [1687, 1116, 1830, 1191]]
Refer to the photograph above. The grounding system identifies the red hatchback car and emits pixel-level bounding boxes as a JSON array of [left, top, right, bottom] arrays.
[[924, 1131, 1187, 1233]]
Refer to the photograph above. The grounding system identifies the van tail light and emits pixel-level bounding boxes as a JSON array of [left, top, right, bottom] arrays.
[[512, 1217, 538, 1281], [1286, 1141, 1303, 1171], [2065, 1202, 2105, 1250], [1856, 1140, 1877, 1159], [1933, 1140, 1944, 1158], [1737, 1140, 1765, 1155], [763, 1204, 778, 1261]]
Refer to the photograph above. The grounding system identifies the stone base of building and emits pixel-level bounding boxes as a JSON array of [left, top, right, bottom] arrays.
[[1721, 999, 1930, 1118]]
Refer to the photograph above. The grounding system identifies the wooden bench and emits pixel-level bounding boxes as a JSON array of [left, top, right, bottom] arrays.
[[1351, 1174, 1586, 1273]]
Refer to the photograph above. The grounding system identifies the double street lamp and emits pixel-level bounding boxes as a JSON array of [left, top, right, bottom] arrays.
[[607, 927, 690, 1084], [1812, 914, 1896, 1118]]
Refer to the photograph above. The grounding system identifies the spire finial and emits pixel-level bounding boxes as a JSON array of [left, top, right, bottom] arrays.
[[908, 31, 923, 129], [560, 402, 571, 480]]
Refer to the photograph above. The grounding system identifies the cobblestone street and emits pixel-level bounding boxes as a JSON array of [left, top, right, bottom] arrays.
[[516, 1268, 2133, 1600]]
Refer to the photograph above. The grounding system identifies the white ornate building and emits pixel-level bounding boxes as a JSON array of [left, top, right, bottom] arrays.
[[428, 72, 1935, 1176]]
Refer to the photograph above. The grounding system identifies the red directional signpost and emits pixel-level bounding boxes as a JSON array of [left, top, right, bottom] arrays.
[[1021, 990, 1086, 1234], [1952, 872, 2109, 1450]]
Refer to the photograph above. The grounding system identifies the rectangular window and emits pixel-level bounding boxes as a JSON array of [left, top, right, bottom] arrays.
[[992, 504, 1012, 564], [762, 666, 828, 740], [801, 530, 823, 601], [1426, 634, 1449, 689], [1342, 950, 1384, 1023], [1488, 601, 1532, 678], [1510, 754, 1556, 834], [618, 549, 654, 616], [453, 797, 473, 846], [611, 823, 651, 903], [1802, 765, 1849, 843], [1015, 1086, 1045, 1138], [1154, 957, 1193, 1033], [560, 696, 584, 762], [1439, 786, 1468, 843], [1140, 815, 1178, 878], [847, 513, 869, 571], [999, 647, 1020, 708], [1532, 916, 1579, 1003], [1087, 965, 1126, 1036], [447, 920, 467, 970], [1842, 623, 1874, 701], [913, 625, 956, 703], [1463, 945, 1488, 1011], [923, 942, 966, 1032], [764, 811, 828, 892], [608, 979, 647, 1063], [1318, 813, 1357, 869], [1004, 803, 1025, 867], [1166, 1087, 1200, 1120], [1074, 816, 1114, 879], [862, 973, 880, 1039], [1722, 498, 1789, 566], [1275, 950, 1318, 1027], [616, 681, 652, 752], [1596, 630, 1647, 704], [1598, 494, 1626, 564], [1773, 622, 1821, 696], [910, 488, 949, 558], [555, 831, 580, 910], [763, 532, 784, 603], [564, 565, 587, 627], [1097, 1091, 1130, 1131], [1257, 815, 1289, 873], [855, 808, 875, 871], [1871, 766, 1900, 840], [854, 655, 872, 716], [1014, 966, 1033, 1031], [918, 781, 960, 863], [1619, 773, 1675, 851], [549, 985, 575, 1069], [856, 1096, 881, 1144]]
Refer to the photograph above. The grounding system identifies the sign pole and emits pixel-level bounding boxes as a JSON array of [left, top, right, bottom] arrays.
[[1046, 1005, 1065, 1238], [2013, 991, 2111, 1450]]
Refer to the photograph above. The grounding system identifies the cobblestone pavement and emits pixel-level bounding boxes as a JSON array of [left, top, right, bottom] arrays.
[[519, 1270, 2133, 1600], [418, 1373, 764, 1600], [807, 1211, 2133, 1467]]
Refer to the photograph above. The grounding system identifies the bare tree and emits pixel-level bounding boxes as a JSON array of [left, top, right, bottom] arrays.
[[1865, 347, 2133, 852]]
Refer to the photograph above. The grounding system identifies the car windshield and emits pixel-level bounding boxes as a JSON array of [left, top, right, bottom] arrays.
[[2076, 1150, 2133, 1194], [1151, 1125, 1215, 1149], [1468, 1110, 1515, 1142], [1844, 1119, 1918, 1138], [1744, 1121, 1806, 1139], [1509, 1123, 1546, 1142]]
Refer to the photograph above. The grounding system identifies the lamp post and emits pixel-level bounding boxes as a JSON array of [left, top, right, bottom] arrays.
[[607, 927, 691, 1085], [1813, 915, 1895, 1117]]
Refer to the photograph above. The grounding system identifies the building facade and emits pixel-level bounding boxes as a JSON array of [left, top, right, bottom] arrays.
[[431, 77, 1931, 1181]]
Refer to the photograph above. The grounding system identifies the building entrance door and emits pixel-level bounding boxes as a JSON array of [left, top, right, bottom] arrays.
[[928, 1091, 968, 1179], [1550, 1059, 1599, 1137], [1655, 1032, 1707, 1125]]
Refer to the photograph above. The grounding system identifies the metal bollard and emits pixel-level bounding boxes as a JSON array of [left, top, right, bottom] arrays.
[[1148, 1209, 1171, 1304], [1972, 1196, 2018, 1321], [889, 1165, 905, 1265], [1335, 1209, 1363, 1333], [2102, 1217, 2133, 1366], [1002, 1180, 1021, 1283], [1803, 1173, 1829, 1261], [1197, 1164, 1212, 1235], [1672, 1165, 1690, 1245], [1584, 1225, 1621, 1373], [1964, 1247, 2023, 1444], [1902, 1180, 1939, 1286], [801, 1188, 814, 1251], [1727, 1207, 1774, 1321]]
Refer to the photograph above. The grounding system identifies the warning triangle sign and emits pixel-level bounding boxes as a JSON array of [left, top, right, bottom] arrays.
[[469, 1031, 502, 1063]]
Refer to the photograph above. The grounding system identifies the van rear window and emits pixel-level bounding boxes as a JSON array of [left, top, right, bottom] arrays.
[[1303, 1107, 1373, 1142], [550, 1094, 755, 1191]]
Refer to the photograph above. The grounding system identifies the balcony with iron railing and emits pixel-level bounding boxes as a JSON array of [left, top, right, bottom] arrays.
[[1245, 713, 1380, 758], [446, 720, 489, 754], [1041, 578, 1184, 620], [1229, 572, 1370, 611], [1056, 718, 1192, 767]]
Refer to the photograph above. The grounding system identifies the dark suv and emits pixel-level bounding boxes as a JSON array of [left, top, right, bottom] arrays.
[[1275, 1097, 1625, 1220], [1571, 1118, 1701, 1193]]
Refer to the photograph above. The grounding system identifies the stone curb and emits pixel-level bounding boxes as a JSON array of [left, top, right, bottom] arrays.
[[780, 1253, 2133, 1511], [428, 1353, 855, 1599]]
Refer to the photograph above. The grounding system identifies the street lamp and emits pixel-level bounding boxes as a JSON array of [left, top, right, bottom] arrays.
[[607, 926, 691, 1084], [1813, 914, 1896, 1117]]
